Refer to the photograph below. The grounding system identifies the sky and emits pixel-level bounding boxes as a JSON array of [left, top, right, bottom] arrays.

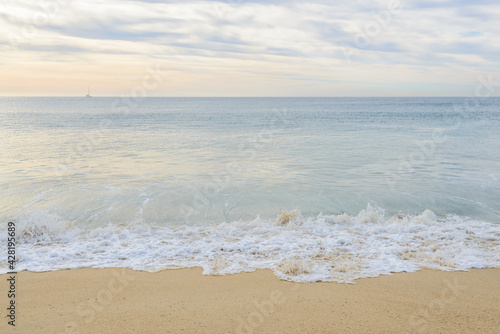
[[1, 0, 499, 97]]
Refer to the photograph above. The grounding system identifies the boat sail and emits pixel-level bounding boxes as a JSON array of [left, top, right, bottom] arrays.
[[85, 86, 92, 98]]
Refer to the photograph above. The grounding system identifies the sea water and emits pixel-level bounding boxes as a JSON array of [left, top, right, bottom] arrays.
[[1, 97, 499, 282]]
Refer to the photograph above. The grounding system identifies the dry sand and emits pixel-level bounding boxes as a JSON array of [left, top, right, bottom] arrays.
[[1, 268, 499, 333]]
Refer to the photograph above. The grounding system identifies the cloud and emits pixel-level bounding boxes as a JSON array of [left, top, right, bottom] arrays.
[[1, 0, 499, 96]]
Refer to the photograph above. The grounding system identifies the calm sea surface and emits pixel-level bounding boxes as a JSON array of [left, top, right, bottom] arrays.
[[2, 97, 499, 225]]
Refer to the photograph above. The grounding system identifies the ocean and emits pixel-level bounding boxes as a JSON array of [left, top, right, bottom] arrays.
[[1, 97, 499, 282]]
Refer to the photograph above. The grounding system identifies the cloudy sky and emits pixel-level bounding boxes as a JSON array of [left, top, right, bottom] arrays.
[[1, 0, 499, 96]]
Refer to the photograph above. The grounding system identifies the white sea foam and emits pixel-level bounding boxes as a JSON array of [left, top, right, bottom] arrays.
[[1, 205, 499, 283]]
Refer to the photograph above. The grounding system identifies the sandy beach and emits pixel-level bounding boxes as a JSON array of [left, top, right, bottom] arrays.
[[1, 268, 498, 333]]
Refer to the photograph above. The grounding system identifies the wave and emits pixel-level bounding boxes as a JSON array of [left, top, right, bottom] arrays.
[[1, 205, 499, 283]]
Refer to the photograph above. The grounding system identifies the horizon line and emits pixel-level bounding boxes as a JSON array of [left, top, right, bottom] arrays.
[[1, 96, 499, 98]]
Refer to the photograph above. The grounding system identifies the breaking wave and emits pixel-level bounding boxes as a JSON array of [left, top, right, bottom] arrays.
[[1, 205, 499, 283]]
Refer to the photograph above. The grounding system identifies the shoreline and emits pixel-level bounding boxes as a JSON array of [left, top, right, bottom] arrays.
[[1, 268, 499, 333]]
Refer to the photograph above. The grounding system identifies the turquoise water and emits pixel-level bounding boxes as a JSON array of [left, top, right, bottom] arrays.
[[2, 97, 499, 225]]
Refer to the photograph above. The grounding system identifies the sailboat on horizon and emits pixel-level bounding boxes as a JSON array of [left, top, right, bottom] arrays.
[[85, 85, 92, 98]]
